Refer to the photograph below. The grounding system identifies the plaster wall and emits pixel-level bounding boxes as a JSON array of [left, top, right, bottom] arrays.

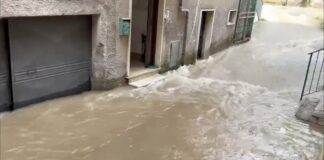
[[163, 0, 240, 66], [160, 0, 187, 69]]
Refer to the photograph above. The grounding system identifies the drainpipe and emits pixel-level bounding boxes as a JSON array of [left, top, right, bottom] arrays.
[[179, 0, 189, 65]]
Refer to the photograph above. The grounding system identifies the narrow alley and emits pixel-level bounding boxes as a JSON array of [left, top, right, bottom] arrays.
[[0, 4, 323, 160]]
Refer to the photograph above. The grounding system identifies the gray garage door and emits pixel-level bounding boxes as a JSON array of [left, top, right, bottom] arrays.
[[0, 20, 12, 112], [8, 16, 92, 109]]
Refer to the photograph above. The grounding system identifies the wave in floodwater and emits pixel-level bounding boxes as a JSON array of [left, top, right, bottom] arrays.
[[141, 68, 324, 160], [1, 65, 323, 160]]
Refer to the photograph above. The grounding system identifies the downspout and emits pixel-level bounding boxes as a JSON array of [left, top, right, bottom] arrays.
[[126, 0, 133, 77], [179, 0, 189, 65]]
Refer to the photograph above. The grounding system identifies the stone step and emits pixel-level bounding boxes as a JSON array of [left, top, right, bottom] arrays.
[[129, 74, 165, 88], [127, 68, 160, 84]]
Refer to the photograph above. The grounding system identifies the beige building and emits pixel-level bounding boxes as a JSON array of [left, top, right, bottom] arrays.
[[0, 0, 257, 111]]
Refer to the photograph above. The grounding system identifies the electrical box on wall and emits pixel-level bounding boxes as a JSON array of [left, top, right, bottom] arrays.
[[119, 18, 131, 36]]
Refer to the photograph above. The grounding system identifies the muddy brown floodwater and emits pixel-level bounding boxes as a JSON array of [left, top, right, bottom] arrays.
[[1, 6, 324, 160]]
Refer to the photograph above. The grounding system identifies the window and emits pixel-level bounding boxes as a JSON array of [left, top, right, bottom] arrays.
[[227, 10, 237, 26]]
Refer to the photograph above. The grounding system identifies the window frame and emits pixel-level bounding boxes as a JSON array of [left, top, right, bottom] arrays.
[[227, 9, 238, 26]]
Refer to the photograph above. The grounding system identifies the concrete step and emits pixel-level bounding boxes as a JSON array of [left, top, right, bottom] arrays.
[[129, 74, 165, 88], [312, 111, 324, 119], [127, 68, 160, 83]]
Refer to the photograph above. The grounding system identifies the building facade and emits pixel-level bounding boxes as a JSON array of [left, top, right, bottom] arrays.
[[0, 0, 256, 111]]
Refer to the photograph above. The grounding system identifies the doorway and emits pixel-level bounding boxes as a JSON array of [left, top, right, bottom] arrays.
[[197, 10, 215, 59], [129, 0, 160, 78]]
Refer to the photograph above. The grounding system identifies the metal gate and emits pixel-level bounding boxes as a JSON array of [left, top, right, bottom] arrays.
[[8, 16, 92, 109], [234, 0, 257, 43], [0, 20, 12, 112]]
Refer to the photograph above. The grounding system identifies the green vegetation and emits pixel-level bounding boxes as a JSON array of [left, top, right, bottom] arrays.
[[316, 15, 324, 29], [300, 0, 311, 7], [264, 0, 287, 5], [264, 0, 313, 6]]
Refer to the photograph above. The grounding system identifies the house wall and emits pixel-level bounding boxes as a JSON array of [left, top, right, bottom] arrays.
[[160, 0, 187, 70], [0, 0, 130, 90], [162, 0, 240, 68], [0, 0, 241, 90]]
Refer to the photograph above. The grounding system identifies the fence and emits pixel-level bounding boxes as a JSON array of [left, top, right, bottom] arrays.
[[300, 48, 324, 101]]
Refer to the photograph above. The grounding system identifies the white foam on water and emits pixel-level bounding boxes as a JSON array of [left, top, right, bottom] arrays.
[[129, 35, 324, 160]]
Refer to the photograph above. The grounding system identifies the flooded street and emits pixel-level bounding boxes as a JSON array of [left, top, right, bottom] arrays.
[[1, 5, 324, 160]]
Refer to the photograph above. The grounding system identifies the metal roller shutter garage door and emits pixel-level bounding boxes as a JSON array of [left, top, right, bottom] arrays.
[[8, 16, 92, 109], [0, 20, 12, 112]]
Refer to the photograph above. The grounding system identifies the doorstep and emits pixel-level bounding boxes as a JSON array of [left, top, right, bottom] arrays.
[[129, 74, 165, 88], [127, 68, 164, 88]]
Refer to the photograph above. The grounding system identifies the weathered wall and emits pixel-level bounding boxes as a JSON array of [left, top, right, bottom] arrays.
[[0, 0, 130, 90], [163, 0, 240, 67], [160, 0, 187, 71]]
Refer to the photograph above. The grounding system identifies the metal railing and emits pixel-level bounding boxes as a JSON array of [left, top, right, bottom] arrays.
[[300, 48, 324, 101]]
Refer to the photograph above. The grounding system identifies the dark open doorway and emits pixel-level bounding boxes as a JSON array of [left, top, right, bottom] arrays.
[[198, 12, 208, 59], [197, 10, 215, 60], [130, 0, 160, 78], [146, 0, 159, 66]]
